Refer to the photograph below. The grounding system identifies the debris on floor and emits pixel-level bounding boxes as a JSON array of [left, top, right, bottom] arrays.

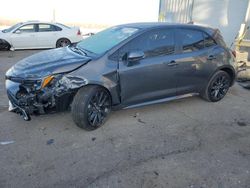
[[46, 139, 54, 145], [138, 118, 146, 124], [133, 112, 140, 118], [0, 140, 15, 145], [237, 121, 247, 127]]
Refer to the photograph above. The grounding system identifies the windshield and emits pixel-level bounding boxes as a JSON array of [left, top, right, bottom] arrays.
[[76, 26, 139, 55], [2, 23, 23, 33]]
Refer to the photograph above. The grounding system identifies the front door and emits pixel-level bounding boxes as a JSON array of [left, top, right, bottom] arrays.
[[10, 24, 38, 49], [118, 28, 178, 106]]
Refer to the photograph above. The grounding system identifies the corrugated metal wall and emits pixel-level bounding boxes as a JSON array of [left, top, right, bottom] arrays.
[[159, 0, 194, 23]]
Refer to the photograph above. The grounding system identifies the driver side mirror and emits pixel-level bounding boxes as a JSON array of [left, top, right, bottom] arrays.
[[14, 30, 21, 34], [126, 51, 145, 66]]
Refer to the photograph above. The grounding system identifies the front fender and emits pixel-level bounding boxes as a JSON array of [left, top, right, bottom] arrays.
[[60, 72, 120, 105]]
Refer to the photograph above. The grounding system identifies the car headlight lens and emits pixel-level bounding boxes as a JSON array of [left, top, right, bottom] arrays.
[[41, 75, 54, 88]]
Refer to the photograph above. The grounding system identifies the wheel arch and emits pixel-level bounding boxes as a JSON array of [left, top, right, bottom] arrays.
[[207, 65, 236, 87], [74, 82, 120, 106], [219, 66, 236, 86], [84, 83, 113, 103]]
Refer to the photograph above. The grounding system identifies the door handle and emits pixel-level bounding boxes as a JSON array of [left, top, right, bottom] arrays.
[[165, 60, 178, 66], [207, 55, 216, 60]]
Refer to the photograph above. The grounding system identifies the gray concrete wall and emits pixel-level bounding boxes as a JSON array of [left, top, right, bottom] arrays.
[[192, 0, 248, 46]]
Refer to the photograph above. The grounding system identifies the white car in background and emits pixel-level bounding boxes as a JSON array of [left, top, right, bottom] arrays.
[[0, 21, 83, 50]]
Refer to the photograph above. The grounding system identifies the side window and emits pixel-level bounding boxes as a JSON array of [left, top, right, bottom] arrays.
[[38, 24, 56, 32], [204, 33, 217, 48], [17, 24, 36, 33], [178, 29, 204, 53], [145, 29, 175, 57], [119, 29, 175, 60], [54, 25, 62, 31]]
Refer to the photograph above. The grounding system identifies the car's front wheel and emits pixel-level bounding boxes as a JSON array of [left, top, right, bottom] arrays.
[[0, 42, 10, 51], [202, 70, 231, 102], [71, 85, 111, 130]]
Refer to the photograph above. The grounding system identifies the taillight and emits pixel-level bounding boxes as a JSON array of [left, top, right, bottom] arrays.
[[232, 50, 236, 58], [77, 29, 81, 36]]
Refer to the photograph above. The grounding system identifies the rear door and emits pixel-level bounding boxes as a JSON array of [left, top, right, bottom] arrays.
[[10, 24, 38, 49], [174, 29, 216, 94], [118, 28, 178, 106], [36, 24, 60, 48]]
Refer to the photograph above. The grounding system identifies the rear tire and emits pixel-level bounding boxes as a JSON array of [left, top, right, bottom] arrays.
[[201, 71, 231, 102], [56, 38, 71, 48], [71, 86, 111, 130]]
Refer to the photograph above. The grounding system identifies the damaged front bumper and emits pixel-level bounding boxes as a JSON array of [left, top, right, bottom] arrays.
[[8, 98, 31, 121], [6, 74, 88, 120]]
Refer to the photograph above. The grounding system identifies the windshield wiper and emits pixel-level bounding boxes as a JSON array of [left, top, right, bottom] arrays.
[[69, 46, 87, 56]]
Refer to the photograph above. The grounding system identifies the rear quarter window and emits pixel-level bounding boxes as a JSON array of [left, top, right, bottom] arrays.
[[54, 25, 62, 31], [213, 30, 227, 47], [204, 33, 217, 48]]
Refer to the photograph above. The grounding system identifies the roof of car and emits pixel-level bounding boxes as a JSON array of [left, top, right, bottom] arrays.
[[118, 22, 216, 34], [21, 21, 60, 25]]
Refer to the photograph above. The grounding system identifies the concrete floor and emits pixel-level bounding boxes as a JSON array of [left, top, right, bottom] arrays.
[[0, 50, 250, 188]]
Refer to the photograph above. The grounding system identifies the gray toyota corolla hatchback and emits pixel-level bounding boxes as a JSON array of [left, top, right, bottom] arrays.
[[5, 23, 236, 130]]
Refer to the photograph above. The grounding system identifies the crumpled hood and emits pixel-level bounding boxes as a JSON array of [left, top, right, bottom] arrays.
[[6, 47, 91, 79]]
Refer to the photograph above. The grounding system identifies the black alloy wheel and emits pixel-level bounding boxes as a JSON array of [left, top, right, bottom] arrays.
[[71, 86, 111, 130], [87, 90, 111, 127], [203, 71, 231, 102]]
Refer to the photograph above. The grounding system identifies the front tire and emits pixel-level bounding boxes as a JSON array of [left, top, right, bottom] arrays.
[[0, 42, 10, 51], [71, 86, 111, 130], [202, 71, 231, 102]]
